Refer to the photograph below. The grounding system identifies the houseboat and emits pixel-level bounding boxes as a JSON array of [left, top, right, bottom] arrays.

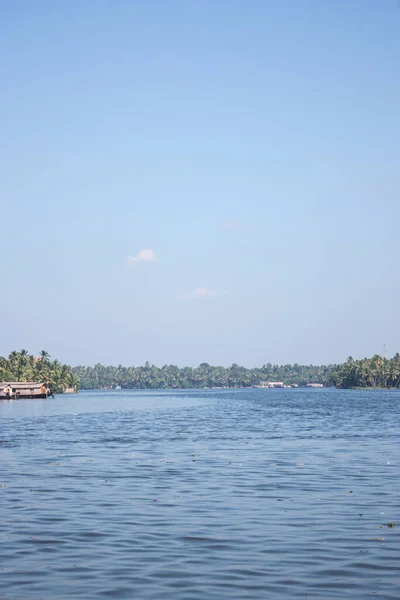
[[0, 382, 52, 399]]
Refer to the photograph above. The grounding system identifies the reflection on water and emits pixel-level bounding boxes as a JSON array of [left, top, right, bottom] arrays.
[[0, 388, 399, 599]]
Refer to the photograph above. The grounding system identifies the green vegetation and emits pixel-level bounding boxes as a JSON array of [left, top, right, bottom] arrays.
[[0, 350, 79, 394], [72, 361, 334, 390], [329, 354, 400, 389], [74, 354, 400, 390], [3, 351, 399, 392]]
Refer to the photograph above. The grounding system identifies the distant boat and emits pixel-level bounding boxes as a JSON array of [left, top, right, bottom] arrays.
[[115, 385, 121, 390]]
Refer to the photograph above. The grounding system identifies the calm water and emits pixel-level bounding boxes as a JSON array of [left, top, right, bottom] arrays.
[[0, 388, 399, 600]]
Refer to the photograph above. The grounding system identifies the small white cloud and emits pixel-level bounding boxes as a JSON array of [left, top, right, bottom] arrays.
[[183, 287, 219, 300], [127, 249, 157, 264], [221, 221, 236, 229]]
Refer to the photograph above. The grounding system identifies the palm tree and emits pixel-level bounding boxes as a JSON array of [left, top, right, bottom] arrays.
[[66, 372, 80, 392], [390, 353, 400, 388], [7, 351, 19, 376], [1, 349, 76, 393]]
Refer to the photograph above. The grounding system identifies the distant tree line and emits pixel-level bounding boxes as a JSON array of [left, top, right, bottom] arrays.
[[329, 354, 400, 389], [73, 354, 400, 390], [72, 361, 335, 390], [0, 350, 79, 394], [3, 351, 399, 392]]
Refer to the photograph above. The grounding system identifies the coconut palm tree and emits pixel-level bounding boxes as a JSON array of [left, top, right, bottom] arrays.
[[40, 350, 50, 362], [1, 349, 77, 393], [66, 372, 80, 392]]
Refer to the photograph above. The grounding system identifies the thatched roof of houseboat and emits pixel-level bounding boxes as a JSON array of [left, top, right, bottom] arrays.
[[0, 382, 47, 390]]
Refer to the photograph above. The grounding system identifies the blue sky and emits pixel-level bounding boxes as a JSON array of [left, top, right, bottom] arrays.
[[1, 0, 399, 367]]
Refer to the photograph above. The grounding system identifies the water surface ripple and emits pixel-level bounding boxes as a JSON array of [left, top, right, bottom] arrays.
[[0, 388, 399, 599]]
